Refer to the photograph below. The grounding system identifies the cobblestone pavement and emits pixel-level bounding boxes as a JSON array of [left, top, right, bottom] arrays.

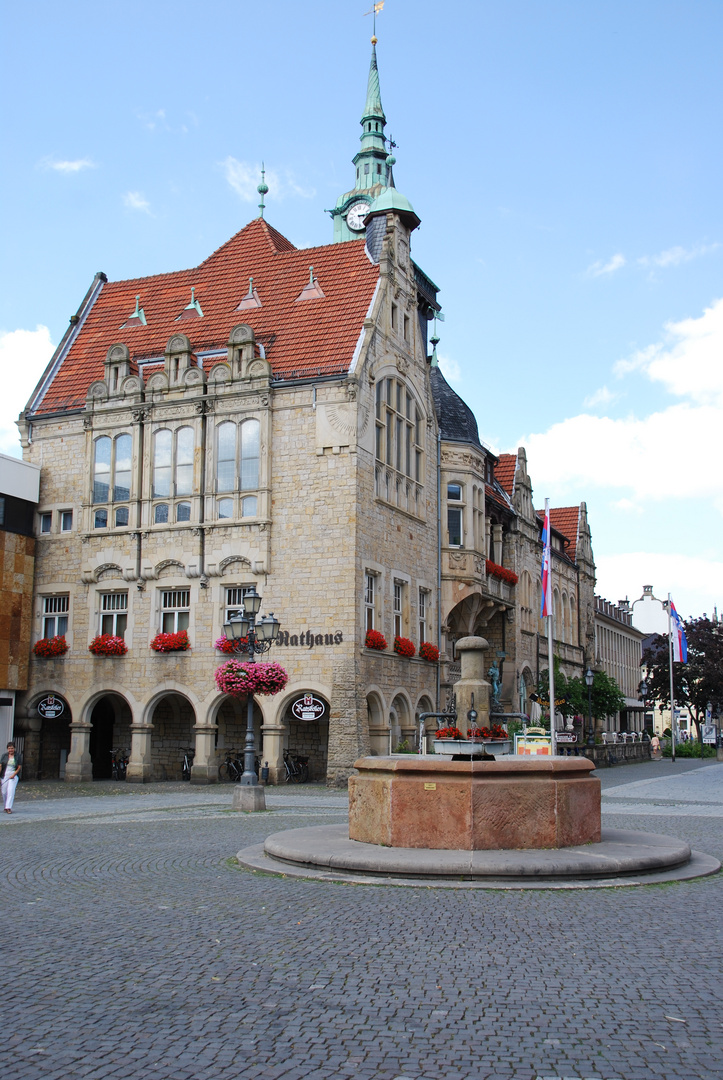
[[2, 761, 722, 1080]]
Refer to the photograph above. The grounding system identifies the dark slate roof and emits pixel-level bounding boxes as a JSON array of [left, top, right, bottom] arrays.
[[429, 366, 482, 449]]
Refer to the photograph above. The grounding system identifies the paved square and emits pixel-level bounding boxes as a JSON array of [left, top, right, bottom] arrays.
[[1, 760, 721, 1080]]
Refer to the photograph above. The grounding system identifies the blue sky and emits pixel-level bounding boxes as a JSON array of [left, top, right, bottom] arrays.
[[1, 0, 721, 619]]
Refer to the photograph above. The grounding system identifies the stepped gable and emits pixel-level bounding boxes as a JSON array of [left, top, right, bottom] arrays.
[[31, 217, 379, 415], [495, 453, 517, 497], [429, 366, 482, 449]]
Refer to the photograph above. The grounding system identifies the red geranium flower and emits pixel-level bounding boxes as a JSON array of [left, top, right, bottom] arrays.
[[150, 631, 191, 653], [89, 634, 128, 656], [393, 636, 415, 658], [419, 641, 439, 662], [365, 629, 388, 651], [33, 635, 68, 658]]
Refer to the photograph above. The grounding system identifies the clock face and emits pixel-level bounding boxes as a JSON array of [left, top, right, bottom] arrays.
[[346, 201, 369, 231]]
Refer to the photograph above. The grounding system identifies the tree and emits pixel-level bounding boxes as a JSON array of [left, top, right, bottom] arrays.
[[536, 658, 625, 723], [641, 616, 723, 742]]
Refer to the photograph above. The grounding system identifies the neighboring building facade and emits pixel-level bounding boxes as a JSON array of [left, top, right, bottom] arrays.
[[0, 453, 40, 750], [594, 596, 646, 732]]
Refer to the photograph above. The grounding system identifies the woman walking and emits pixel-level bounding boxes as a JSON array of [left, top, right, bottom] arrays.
[[1, 742, 22, 814]]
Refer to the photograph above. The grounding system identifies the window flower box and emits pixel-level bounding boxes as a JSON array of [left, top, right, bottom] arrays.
[[89, 634, 127, 656], [419, 641, 439, 662], [393, 636, 415, 658], [33, 635, 68, 658], [365, 629, 388, 651], [485, 559, 518, 585], [150, 630, 190, 653], [214, 659, 288, 698]]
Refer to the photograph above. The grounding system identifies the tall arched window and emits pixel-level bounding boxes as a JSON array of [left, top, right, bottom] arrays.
[[240, 419, 260, 490], [562, 591, 569, 643], [175, 427, 194, 495], [153, 430, 172, 497], [113, 434, 132, 502], [553, 587, 560, 640], [569, 595, 577, 645], [217, 422, 236, 493], [93, 437, 111, 503]]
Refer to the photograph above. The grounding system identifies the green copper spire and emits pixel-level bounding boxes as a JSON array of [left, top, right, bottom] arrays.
[[329, 37, 396, 242]]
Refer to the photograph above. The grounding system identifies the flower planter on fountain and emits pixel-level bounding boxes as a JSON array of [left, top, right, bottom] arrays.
[[433, 724, 512, 757]]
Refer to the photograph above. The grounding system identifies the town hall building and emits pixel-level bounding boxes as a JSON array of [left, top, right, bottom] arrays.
[[13, 40, 605, 784]]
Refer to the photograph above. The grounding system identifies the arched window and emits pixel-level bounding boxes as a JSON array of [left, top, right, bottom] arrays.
[[569, 595, 577, 645], [115, 507, 129, 527], [153, 430, 172, 497], [217, 498, 233, 520], [562, 591, 569, 643], [113, 434, 132, 502], [175, 427, 194, 495], [154, 504, 169, 524], [241, 495, 258, 517], [240, 419, 260, 490], [217, 422, 236, 493], [93, 437, 111, 503], [176, 501, 191, 522], [94, 509, 108, 529]]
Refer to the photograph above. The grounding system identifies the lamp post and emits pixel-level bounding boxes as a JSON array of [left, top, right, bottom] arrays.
[[585, 667, 595, 747], [223, 587, 280, 804], [639, 678, 648, 736]]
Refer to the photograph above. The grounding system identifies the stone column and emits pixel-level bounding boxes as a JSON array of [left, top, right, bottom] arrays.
[[65, 721, 93, 783], [454, 636, 490, 735], [260, 724, 285, 784], [191, 724, 218, 785], [126, 723, 153, 783]]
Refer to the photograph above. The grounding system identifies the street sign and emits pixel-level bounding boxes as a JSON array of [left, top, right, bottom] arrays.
[[37, 695, 65, 719]]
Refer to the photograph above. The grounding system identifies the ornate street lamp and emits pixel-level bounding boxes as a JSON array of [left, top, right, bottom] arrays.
[[224, 587, 281, 787], [585, 666, 595, 747]]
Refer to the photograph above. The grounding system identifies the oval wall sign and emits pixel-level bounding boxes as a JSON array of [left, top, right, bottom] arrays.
[[291, 694, 326, 722], [37, 695, 65, 719]]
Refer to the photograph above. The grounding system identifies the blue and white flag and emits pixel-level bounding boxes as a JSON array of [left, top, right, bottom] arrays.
[[670, 600, 688, 664]]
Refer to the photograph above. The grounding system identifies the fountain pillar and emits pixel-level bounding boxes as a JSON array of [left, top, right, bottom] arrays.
[[454, 636, 491, 734]]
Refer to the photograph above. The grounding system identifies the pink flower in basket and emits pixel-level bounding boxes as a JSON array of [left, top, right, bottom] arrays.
[[214, 659, 288, 698]]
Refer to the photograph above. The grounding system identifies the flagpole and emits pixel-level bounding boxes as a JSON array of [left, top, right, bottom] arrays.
[[667, 592, 676, 764], [544, 498, 556, 757]]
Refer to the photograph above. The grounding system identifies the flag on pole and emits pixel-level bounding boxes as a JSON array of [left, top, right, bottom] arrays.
[[540, 502, 552, 617], [670, 600, 688, 663]]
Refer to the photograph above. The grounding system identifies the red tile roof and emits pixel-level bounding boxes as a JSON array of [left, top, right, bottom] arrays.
[[495, 453, 517, 496], [32, 218, 380, 414]]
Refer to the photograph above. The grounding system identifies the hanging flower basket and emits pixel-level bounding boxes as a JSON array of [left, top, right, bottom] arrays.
[[485, 559, 519, 585], [150, 630, 190, 653], [365, 629, 388, 651], [214, 636, 247, 654], [89, 634, 128, 656], [33, 635, 68, 658], [214, 659, 288, 698], [393, 636, 416, 658], [419, 641, 439, 662]]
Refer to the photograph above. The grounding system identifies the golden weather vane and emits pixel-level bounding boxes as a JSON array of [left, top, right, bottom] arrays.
[[364, 1, 384, 40]]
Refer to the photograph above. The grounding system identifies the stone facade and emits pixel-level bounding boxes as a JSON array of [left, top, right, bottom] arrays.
[[594, 596, 646, 733]]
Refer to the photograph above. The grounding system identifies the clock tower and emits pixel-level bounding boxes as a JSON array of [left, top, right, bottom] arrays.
[[330, 37, 396, 242]]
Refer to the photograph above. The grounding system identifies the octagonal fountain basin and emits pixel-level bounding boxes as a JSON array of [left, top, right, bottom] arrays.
[[348, 755, 600, 851]]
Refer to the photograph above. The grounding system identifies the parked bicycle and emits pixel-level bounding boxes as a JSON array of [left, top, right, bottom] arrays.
[[219, 750, 242, 782], [110, 748, 129, 781], [181, 747, 195, 781], [283, 749, 309, 784], [219, 751, 262, 782]]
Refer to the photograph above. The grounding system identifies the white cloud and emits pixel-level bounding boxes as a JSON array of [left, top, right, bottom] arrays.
[[0, 327, 55, 456], [517, 295, 723, 505], [585, 253, 626, 278], [596, 552, 723, 622], [582, 385, 616, 408], [638, 243, 719, 269], [123, 191, 152, 214], [42, 158, 96, 173], [222, 158, 315, 202], [437, 354, 462, 385], [614, 297, 723, 405]]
